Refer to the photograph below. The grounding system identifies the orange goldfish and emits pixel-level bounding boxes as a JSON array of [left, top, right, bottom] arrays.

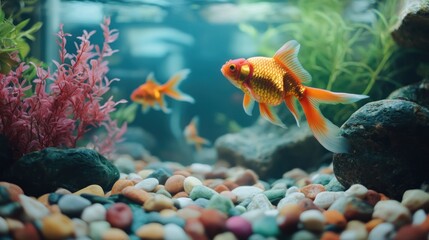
[[131, 69, 195, 113], [184, 116, 210, 151], [221, 40, 368, 153]]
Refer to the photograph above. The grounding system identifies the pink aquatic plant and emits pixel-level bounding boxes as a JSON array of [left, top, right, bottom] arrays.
[[0, 17, 127, 160]]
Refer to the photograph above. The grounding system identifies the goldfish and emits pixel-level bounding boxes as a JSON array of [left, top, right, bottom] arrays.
[[220, 40, 368, 153], [131, 69, 194, 113], [184, 116, 210, 151]]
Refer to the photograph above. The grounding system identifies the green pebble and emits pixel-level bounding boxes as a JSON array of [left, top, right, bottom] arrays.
[[312, 174, 333, 185], [207, 194, 234, 214], [252, 215, 280, 237], [325, 177, 346, 192], [89, 221, 111, 240], [189, 185, 217, 200], [291, 230, 318, 240], [263, 188, 286, 203], [228, 205, 247, 216], [156, 188, 172, 198]]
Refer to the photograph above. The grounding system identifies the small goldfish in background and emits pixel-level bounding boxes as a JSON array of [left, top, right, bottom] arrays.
[[184, 116, 210, 151], [131, 69, 195, 113], [221, 40, 368, 153]]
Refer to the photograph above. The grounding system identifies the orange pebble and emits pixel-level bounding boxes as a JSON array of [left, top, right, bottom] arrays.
[[214, 184, 229, 193], [323, 210, 347, 229], [365, 218, 384, 232], [419, 214, 429, 232], [121, 186, 151, 204], [111, 179, 134, 195], [300, 184, 326, 200], [320, 231, 340, 240], [173, 191, 189, 199]]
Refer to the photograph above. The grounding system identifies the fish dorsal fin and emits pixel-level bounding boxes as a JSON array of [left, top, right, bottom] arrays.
[[145, 72, 161, 85], [273, 40, 312, 83]]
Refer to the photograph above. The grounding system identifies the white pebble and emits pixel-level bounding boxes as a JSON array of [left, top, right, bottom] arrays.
[[0, 217, 8, 234], [342, 220, 367, 240], [286, 186, 300, 196], [19, 194, 50, 221], [345, 184, 368, 199], [81, 203, 106, 222], [135, 178, 159, 192], [184, 176, 203, 194], [241, 209, 265, 223], [164, 223, 189, 240], [277, 192, 305, 209], [231, 186, 263, 203], [127, 173, 143, 181], [412, 209, 427, 225], [313, 191, 345, 209], [368, 222, 395, 240], [189, 163, 213, 174], [247, 193, 274, 211], [299, 209, 325, 232], [175, 197, 195, 208], [373, 200, 411, 227], [401, 189, 429, 212], [72, 218, 89, 237]]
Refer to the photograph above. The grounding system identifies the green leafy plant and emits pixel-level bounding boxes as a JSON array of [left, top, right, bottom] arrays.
[[239, 0, 403, 124], [0, 9, 42, 73]]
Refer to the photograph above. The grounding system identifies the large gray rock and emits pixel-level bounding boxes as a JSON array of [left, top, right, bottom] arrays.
[[215, 118, 328, 179], [333, 99, 429, 200], [1, 147, 119, 196], [388, 80, 429, 108], [392, 0, 429, 52]]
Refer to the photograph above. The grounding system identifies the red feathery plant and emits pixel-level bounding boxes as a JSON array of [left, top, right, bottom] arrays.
[[0, 17, 127, 160]]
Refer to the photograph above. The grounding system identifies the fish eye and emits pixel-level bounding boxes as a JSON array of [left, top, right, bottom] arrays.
[[229, 64, 236, 72]]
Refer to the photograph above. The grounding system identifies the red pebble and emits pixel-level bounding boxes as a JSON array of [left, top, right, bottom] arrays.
[[184, 218, 208, 240], [198, 209, 227, 238], [364, 189, 381, 206], [106, 203, 133, 230], [0, 182, 24, 202], [394, 225, 427, 240], [12, 223, 40, 240]]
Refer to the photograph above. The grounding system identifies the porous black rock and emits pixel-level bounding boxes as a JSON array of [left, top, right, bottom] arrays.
[[1, 147, 119, 196], [215, 118, 329, 180], [333, 99, 429, 200]]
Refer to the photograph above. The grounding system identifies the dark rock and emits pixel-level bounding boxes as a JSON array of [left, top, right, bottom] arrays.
[[388, 80, 429, 109], [0, 135, 14, 173], [392, 0, 429, 52], [333, 99, 429, 200], [215, 119, 329, 179], [146, 168, 171, 185], [1, 147, 119, 197]]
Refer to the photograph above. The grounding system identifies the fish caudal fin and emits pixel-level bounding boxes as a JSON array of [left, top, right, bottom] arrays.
[[160, 69, 195, 103], [299, 87, 368, 153]]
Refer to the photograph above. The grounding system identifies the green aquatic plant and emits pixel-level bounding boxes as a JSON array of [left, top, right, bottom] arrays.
[[239, 0, 402, 124], [0, 8, 42, 74]]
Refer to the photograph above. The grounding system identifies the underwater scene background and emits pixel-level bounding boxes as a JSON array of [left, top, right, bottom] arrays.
[[23, 0, 421, 164]]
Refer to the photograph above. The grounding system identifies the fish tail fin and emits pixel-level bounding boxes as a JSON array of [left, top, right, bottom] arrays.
[[298, 87, 367, 153], [161, 69, 195, 103]]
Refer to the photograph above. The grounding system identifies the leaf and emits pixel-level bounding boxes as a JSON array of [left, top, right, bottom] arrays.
[[15, 19, 30, 32]]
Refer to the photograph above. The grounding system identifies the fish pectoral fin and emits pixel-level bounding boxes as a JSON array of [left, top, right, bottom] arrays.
[[258, 103, 286, 128], [157, 95, 171, 114], [243, 93, 255, 116], [142, 103, 150, 113], [284, 95, 300, 127], [273, 40, 312, 83], [160, 69, 195, 103]]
